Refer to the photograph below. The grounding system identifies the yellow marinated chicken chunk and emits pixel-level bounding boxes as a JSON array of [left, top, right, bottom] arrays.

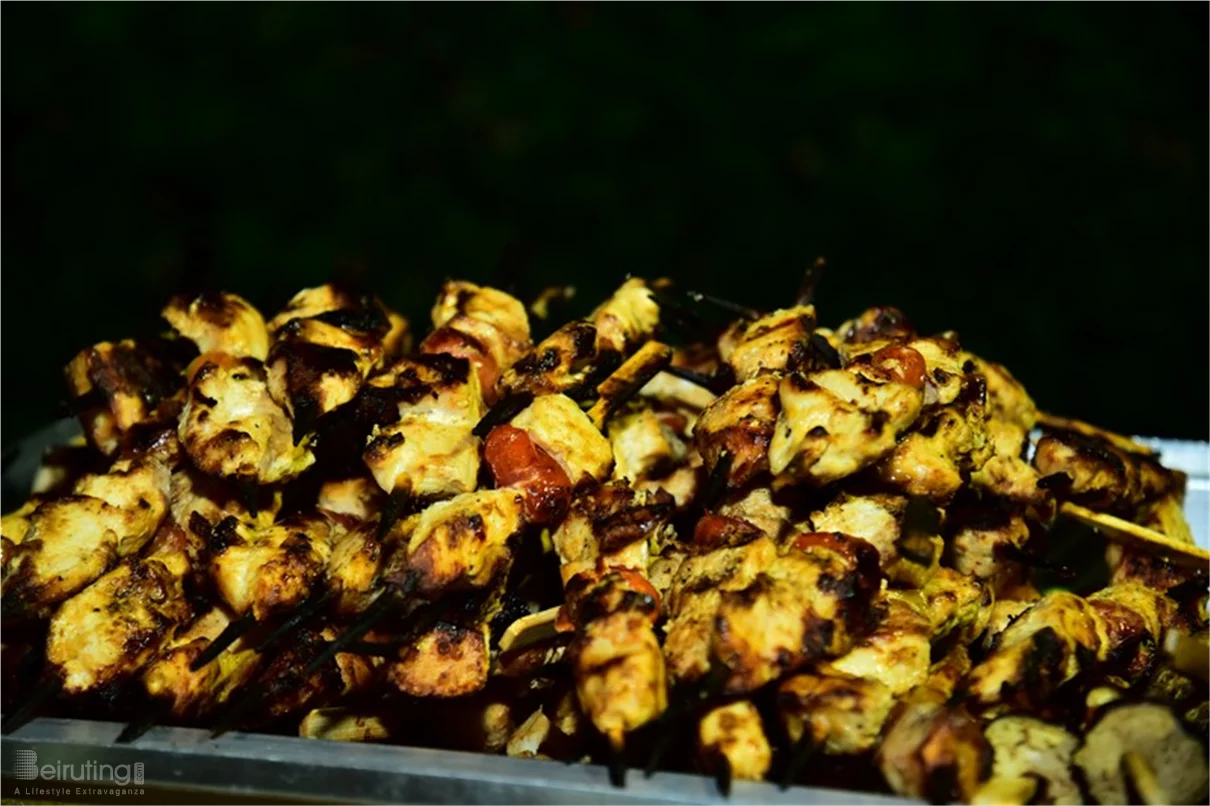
[[209, 514, 333, 621], [391, 488, 525, 597], [3, 458, 170, 614], [608, 405, 687, 484], [718, 305, 816, 382], [179, 353, 315, 484], [769, 366, 923, 487], [510, 394, 613, 485], [142, 607, 263, 718], [693, 375, 781, 490], [64, 339, 186, 456], [265, 285, 409, 428], [590, 277, 660, 356], [662, 536, 779, 685], [387, 622, 491, 698], [570, 610, 667, 749], [363, 356, 484, 499], [698, 701, 772, 782], [47, 556, 190, 695], [162, 291, 270, 361]]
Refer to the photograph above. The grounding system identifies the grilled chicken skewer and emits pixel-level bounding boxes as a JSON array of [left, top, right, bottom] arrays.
[[265, 284, 410, 441], [2, 457, 170, 619], [2, 521, 194, 733]]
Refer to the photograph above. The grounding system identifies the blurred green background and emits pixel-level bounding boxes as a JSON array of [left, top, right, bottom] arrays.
[[4, 3, 1207, 442]]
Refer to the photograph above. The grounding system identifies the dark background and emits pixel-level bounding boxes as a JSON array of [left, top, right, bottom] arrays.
[[4, 4, 1207, 443]]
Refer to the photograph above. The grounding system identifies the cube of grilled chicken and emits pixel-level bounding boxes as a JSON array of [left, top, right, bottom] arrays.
[[949, 507, 1031, 586], [509, 394, 614, 486], [608, 405, 688, 486], [387, 621, 491, 698], [423, 281, 531, 402], [877, 644, 990, 804], [141, 607, 263, 719], [920, 567, 992, 645], [588, 277, 660, 357], [162, 291, 270, 361], [835, 306, 917, 347], [694, 375, 781, 490], [1033, 427, 1179, 516], [698, 701, 772, 782], [981, 716, 1081, 806], [46, 549, 191, 696], [64, 338, 191, 455], [970, 454, 1053, 515], [768, 361, 924, 488], [778, 593, 931, 756], [299, 708, 390, 742], [266, 287, 406, 429], [499, 320, 600, 399], [809, 493, 906, 569], [875, 384, 991, 504], [878, 692, 991, 803], [324, 522, 383, 618], [169, 466, 280, 535], [363, 355, 484, 499], [821, 593, 933, 694], [1075, 702, 1210, 806], [551, 481, 674, 587], [965, 584, 1175, 712], [569, 609, 667, 750], [663, 535, 779, 685], [317, 476, 384, 523], [243, 625, 379, 727], [179, 352, 315, 485], [716, 487, 790, 543], [717, 305, 817, 382], [3, 458, 170, 616], [384, 488, 525, 598], [711, 533, 882, 694], [208, 513, 333, 622], [964, 591, 1100, 713], [268, 284, 410, 359], [974, 357, 1037, 458], [779, 673, 895, 757]]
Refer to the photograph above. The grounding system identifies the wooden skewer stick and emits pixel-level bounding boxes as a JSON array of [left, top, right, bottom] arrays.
[[586, 341, 672, 430], [1058, 502, 1210, 569], [497, 605, 566, 654]]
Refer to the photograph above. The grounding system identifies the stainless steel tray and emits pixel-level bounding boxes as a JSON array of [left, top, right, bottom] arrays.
[[2, 421, 1205, 804]]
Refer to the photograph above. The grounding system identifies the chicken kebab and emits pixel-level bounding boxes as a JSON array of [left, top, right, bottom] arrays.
[[1, 274, 1205, 806]]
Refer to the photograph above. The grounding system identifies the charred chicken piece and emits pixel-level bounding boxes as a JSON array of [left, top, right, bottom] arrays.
[[207, 513, 334, 623], [1033, 426, 1180, 516], [423, 281, 532, 403], [141, 606, 263, 721], [266, 285, 409, 433], [716, 305, 817, 382], [363, 355, 485, 501], [162, 291, 270, 361], [179, 353, 315, 485], [552, 481, 675, 749], [3, 457, 170, 617], [698, 700, 773, 783], [979, 716, 1081, 806], [65, 337, 192, 456], [45, 536, 192, 698], [768, 353, 925, 488]]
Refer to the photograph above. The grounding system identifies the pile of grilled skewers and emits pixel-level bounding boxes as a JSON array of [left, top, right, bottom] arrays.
[[2, 274, 1207, 805]]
